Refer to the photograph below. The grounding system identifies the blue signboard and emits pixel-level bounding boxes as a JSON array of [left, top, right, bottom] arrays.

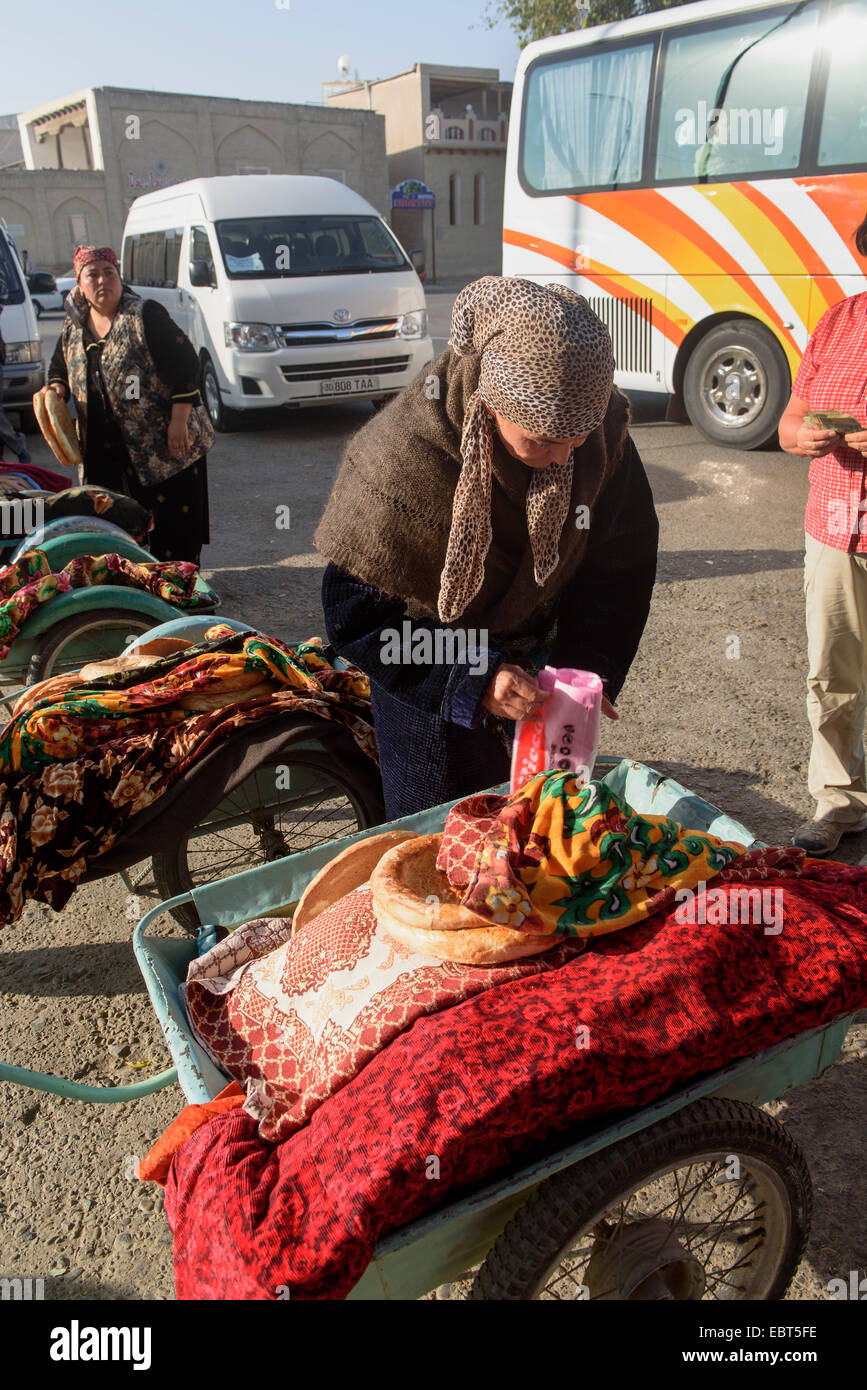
[[391, 179, 436, 211]]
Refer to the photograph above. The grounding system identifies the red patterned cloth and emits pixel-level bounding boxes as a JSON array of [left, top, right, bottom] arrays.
[[162, 857, 867, 1300], [73, 244, 119, 274], [794, 291, 867, 551], [435, 792, 501, 886], [184, 888, 572, 1142]]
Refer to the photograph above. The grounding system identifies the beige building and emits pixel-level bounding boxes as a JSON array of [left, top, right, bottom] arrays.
[[1, 86, 389, 271], [325, 64, 512, 282]]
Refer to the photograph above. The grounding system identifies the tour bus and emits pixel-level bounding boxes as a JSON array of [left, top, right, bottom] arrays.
[[0, 220, 43, 429], [503, 0, 867, 449], [121, 176, 433, 430]]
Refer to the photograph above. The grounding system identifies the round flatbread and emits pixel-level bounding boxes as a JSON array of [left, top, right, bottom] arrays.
[[11, 673, 87, 717], [45, 390, 82, 466], [128, 637, 193, 658], [370, 834, 488, 931], [370, 832, 559, 964], [177, 680, 278, 711], [78, 653, 161, 681], [292, 831, 417, 936], [32, 391, 81, 468], [376, 915, 559, 965]]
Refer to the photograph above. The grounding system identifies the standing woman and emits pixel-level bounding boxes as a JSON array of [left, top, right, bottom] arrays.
[[315, 276, 659, 819], [43, 245, 214, 564], [779, 209, 867, 854]]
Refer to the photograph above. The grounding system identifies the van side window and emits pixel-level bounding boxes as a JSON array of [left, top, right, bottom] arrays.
[[122, 236, 135, 282], [164, 227, 183, 289], [127, 231, 164, 287], [191, 226, 215, 280], [0, 237, 25, 305]]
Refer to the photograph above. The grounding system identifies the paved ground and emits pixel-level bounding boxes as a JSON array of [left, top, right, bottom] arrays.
[[0, 298, 864, 1301]]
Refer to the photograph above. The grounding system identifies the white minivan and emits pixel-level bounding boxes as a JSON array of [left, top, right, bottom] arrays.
[[0, 221, 44, 429], [121, 176, 433, 431]]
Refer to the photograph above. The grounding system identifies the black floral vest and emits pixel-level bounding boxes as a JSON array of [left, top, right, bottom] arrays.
[[62, 288, 214, 486]]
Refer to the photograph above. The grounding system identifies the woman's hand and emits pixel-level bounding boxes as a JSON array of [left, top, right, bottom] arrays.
[[482, 664, 548, 721], [167, 406, 191, 460], [42, 382, 67, 401], [844, 429, 867, 459], [483, 665, 621, 721]]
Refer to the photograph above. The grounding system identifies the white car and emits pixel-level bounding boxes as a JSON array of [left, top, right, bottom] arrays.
[[26, 272, 64, 317]]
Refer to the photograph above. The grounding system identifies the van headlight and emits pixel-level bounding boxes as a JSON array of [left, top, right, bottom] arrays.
[[4, 340, 40, 364], [397, 310, 428, 339], [224, 322, 278, 352]]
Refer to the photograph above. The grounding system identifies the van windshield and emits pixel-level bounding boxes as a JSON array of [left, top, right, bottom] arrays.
[[214, 215, 410, 278], [0, 235, 25, 305]]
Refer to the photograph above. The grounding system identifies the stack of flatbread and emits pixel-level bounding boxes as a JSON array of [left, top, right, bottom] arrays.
[[291, 830, 556, 965]]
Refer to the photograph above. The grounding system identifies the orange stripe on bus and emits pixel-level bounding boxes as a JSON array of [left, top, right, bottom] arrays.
[[732, 182, 837, 302], [573, 189, 799, 353], [502, 227, 683, 346]]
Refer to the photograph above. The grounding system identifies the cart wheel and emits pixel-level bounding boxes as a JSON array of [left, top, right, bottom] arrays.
[[153, 747, 385, 933], [471, 1098, 812, 1301], [26, 610, 155, 683]]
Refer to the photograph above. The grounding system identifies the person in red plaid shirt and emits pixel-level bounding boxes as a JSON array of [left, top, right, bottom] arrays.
[[779, 209, 867, 855]]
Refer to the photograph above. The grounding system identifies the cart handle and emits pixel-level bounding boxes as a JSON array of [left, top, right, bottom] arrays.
[[0, 1061, 178, 1102]]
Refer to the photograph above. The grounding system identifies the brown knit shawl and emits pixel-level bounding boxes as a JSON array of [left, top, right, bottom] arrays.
[[314, 348, 631, 641]]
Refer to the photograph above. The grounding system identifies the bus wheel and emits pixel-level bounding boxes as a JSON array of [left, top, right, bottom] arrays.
[[683, 319, 790, 450]]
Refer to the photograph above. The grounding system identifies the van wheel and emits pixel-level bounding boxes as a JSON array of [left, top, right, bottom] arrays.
[[201, 355, 242, 432], [683, 320, 789, 450], [34, 301, 43, 319]]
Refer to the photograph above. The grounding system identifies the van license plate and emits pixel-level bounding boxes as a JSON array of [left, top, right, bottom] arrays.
[[320, 375, 380, 395]]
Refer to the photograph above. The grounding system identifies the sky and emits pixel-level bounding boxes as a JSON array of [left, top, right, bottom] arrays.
[[2, 0, 523, 114]]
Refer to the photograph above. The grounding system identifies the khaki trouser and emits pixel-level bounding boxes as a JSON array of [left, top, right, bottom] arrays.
[[805, 533, 867, 821]]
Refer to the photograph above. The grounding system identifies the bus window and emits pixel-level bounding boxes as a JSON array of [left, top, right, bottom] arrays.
[[521, 41, 654, 192], [655, 4, 819, 182], [818, 0, 867, 168]]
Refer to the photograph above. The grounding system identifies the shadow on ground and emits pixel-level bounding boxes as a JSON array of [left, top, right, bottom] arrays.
[[657, 549, 803, 581], [0, 941, 147, 997]]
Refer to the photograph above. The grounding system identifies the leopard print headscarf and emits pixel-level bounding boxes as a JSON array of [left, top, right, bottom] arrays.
[[440, 276, 614, 623]]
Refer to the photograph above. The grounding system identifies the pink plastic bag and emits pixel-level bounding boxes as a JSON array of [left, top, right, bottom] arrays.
[[509, 667, 603, 794]]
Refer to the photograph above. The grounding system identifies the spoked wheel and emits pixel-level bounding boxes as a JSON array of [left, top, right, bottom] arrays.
[[472, 1098, 812, 1301], [26, 610, 155, 683], [152, 747, 384, 932]]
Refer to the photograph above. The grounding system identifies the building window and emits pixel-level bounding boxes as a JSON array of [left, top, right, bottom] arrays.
[[474, 173, 485, 226], [480, 128, 496, 142], [445, 126, 465, 140], [449, 174, 461, 226], [69, 214, 88, 246]]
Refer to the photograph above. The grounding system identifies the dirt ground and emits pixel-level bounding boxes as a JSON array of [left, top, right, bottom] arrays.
[[0, 299, 864, 1301]]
